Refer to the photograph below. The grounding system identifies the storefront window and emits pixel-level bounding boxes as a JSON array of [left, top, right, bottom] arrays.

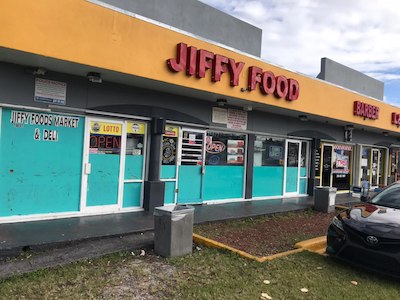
[[253, 136, 284, 197], [359, 146, 387, 187], [332, 146, 351, 175], [254, 136, 284, 166], [301, 141, 308, 168], [300, 141, 309, 194], [125, 121, 145, 156], [126, 134, 143, 155], [320, 144, 352, 190], [286, 142, 299, 167], [205, 132, 246, 165], [332, 145, 352, 190], [389, 149, 400, 182], [124, 121, 146, 183], [378, 149, 385, 186]]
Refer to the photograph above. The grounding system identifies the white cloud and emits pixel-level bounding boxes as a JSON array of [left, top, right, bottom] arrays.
[[367, 73, 400, 81], [200, 0, 400, 101]]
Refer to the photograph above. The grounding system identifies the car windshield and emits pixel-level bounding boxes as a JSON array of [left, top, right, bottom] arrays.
[[370, 183, 400, 209]]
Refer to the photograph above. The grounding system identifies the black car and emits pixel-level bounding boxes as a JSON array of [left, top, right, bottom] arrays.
[[327, 182, 400, 276]]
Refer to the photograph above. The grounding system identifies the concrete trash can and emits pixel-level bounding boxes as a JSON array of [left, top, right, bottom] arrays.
[[154, 205, 195, 257], [314, 186, 337, 213]]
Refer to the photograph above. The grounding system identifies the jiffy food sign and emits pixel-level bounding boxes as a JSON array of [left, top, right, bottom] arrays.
[[167, 43, 300, 101]]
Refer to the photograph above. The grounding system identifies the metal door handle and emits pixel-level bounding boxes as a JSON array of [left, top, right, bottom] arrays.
[[84, 163, 91, 175]]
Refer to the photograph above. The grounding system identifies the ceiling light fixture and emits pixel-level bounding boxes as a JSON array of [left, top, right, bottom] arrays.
[[26, 67, 47, 76], [87, 72, 102, 83], [298, 115, 308, 122]]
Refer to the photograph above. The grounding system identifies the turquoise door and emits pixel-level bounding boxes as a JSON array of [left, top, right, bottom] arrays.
[[122, 121, 147, 208], [161, 126, 180, 205], [284, 140, 301, 195], [177, 129, 206, 204], [85, 119, 123, 210]]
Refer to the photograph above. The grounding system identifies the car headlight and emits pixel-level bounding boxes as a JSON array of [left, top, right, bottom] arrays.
[[331, 216, 344, 231]]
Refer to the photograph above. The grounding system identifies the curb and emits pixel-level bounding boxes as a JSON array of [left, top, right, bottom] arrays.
[[335, 204, 350, 210], [295, 236, 327, 255], [193, 233, 303, 262]]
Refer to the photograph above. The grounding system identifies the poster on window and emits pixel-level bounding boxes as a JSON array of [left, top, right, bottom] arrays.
[[227, 155, 244, 164], [227, 139, 244, 164], [332, 145, 352, 174], [162, 137, 177, 165]]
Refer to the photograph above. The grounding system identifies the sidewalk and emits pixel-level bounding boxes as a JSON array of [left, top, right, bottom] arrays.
[[0, 194, 358, 258], [0, 194, 359, 279]]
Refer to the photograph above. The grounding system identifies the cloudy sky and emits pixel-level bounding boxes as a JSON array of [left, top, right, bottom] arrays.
[[200, 0, 400, 106]]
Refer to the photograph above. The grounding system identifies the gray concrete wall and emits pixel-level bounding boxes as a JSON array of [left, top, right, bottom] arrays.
[[317, 57, 384, 100], [0, 61, 394, 147], [1, 61, 396, 194], [97, 0, 262, 57]]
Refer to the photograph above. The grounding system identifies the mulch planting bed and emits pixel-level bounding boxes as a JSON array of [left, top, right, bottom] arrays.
[[194, 209, 340, 257]]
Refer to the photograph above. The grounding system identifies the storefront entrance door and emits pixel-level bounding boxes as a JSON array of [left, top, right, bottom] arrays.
[[161, 125, 180, 205], [360, 146, 386, 188], [81, 118, 124, 212], [81, 118, 147, 212], [371, 149, 380, 187], [284, 140, 301, 195], [177, 129, 206, 204], [322, 145, 333, 186]]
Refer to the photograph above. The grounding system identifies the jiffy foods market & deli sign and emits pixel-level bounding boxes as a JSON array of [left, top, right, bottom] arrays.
[[167, 43, 300, 101]]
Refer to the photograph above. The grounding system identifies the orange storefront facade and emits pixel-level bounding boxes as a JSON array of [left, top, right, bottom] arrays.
[[1, 0, 400, 223]]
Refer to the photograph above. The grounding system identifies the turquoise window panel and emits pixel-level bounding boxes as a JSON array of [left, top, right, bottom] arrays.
[[87, 154, 120, 206], [124, 155, 143, 180], [122, 182, 142, 207], [253, 166, 284, 197], [177, 165, 202, 204], [202, 166, 244, 200], [300, 178, 307, 194], [285, 167, 299, 193], [300, 167, 307, 177], [161, 165, 177, 179], [0, 109, 84, 217], [164, 181, 176, 204]]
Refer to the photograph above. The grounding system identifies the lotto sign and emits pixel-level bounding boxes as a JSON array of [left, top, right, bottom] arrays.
[[90, 121, 122, 136]]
